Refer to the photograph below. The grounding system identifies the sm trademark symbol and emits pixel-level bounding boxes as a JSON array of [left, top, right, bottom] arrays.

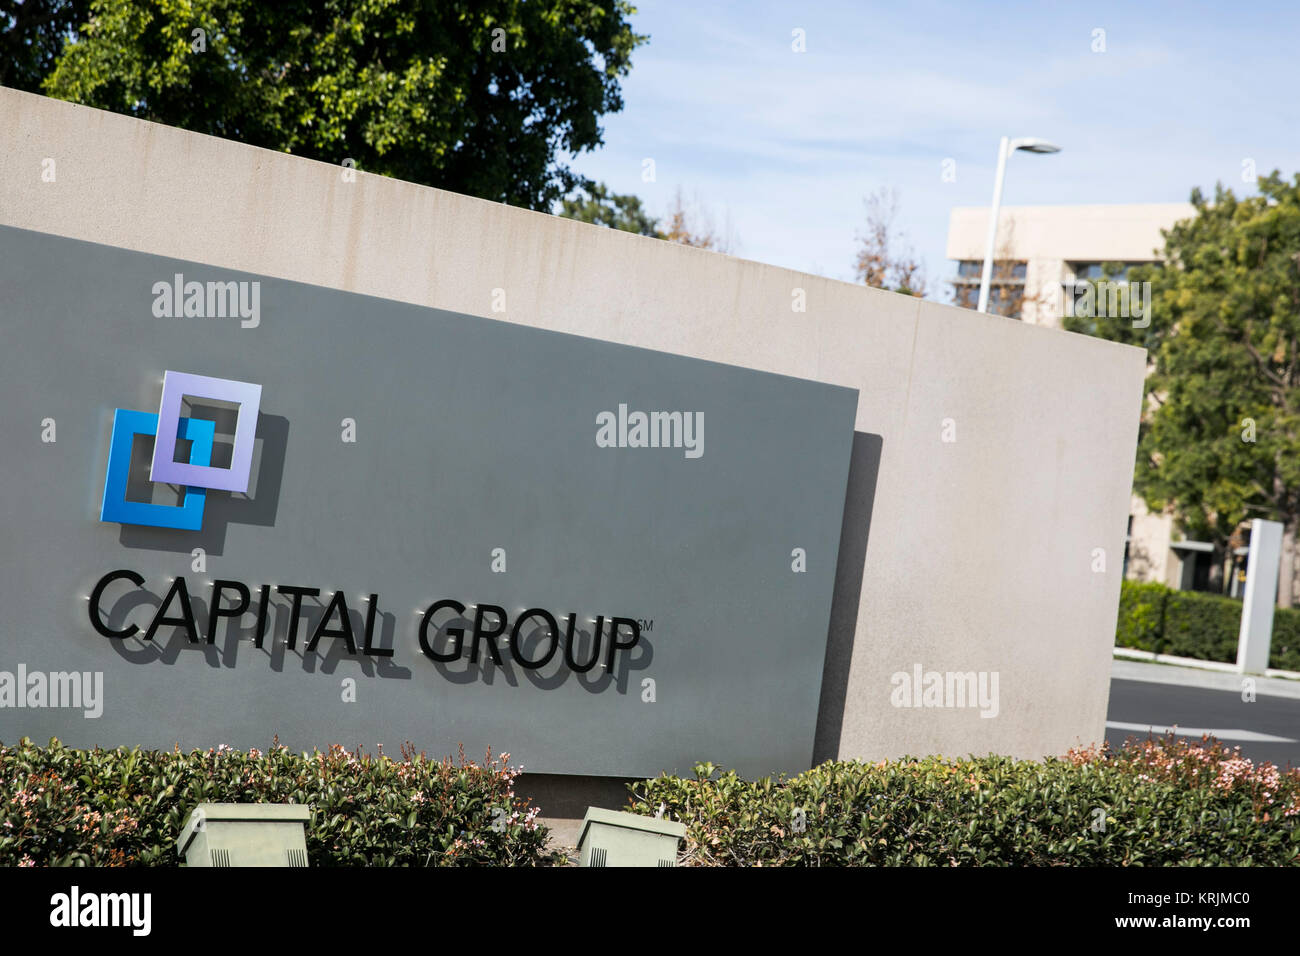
[[637, 619, 653, 632]]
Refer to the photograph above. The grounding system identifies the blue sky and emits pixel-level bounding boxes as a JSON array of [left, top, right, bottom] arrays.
[[562, 0, 1300, 300]]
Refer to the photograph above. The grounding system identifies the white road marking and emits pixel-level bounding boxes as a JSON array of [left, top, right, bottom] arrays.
[[1106, 720, 1297, 744]]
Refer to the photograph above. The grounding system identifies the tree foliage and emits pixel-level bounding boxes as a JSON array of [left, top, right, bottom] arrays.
[[40, 0, 644, 209], [1067, 172, 1300, 590], [853, 187, 926, 297], [558, 180, 659, 236], [0, 0, 88, 92], [659, 186, 735, 252], [558, 183, 737, 252]]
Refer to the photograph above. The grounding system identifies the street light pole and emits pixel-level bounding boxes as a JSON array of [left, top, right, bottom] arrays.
[[975, 136, 1062, 314], [975, 137, 1010, 314]]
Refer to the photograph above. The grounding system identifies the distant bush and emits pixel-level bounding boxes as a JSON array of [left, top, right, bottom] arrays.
[[1270, 609, 1300, 671], [1115, 581, 1167, 652], [1115, 579, 1300, 671], [0, 738, 560, 867], [1162, 588, 1242, 662], [629, 738, 1300, 866]]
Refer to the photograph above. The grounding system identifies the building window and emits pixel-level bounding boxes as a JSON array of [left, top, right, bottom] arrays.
[[1068, 261, 1152, 282], [1072, 262, 1110, 281]]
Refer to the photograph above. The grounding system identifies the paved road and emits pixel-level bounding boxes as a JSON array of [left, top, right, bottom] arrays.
[[1107, 677, 1300, 767]]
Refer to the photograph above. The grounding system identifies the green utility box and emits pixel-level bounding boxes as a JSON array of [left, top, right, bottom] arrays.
[[177, 803, 312, 867], [577, 808, 686, 867]]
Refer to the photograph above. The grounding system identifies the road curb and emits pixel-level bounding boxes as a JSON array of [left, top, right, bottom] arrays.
[[1111, 658, 1300, 700]]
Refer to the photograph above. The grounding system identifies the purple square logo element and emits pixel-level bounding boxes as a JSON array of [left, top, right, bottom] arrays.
[[150, 370, 262, 494]]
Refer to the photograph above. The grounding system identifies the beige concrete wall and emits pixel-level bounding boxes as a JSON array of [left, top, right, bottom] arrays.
[[0, 88, 1147, 762]]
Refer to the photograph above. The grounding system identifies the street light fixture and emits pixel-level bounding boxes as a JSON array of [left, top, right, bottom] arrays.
[[975, 136, 1062, 314]]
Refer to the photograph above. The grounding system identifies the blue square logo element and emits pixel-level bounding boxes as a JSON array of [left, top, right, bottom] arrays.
[[100, 409, 215, 530]]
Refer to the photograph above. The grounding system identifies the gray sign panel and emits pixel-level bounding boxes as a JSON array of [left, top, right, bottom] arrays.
[[0, 225, 857, 777]]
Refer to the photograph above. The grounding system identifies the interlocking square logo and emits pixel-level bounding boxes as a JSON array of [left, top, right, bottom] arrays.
[[99, 371, 262, 530], [150, 371, 261, 493]]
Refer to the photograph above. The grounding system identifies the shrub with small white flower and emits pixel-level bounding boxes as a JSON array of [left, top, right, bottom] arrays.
[[0, 738, 562, 867], [629, 735, 1300, 866]]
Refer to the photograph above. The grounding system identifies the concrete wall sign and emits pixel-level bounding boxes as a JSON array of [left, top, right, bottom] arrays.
[[0, 88, 1150, 767]]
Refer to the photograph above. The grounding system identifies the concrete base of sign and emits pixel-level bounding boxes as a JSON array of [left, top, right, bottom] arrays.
[[0, 87, 1145, 777]]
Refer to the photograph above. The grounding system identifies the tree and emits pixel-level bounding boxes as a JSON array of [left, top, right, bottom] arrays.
[[1066, 172, 1300, 604], [660, 187, 735, 253], [558, 183, 738, 252], [987, 221, 1053, 320], [853, 188, 927, 297], [559, 181, 659, 236], [0, 0, 88, 92], [42, 0, 644, 210]]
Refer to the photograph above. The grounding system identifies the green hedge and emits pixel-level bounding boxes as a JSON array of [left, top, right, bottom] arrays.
[[1115, 581, 1167, 652], [1162, 589, 1243, 662], [629, 738, 1300, 866], [0, 739, 560, 867], [1271, 611, 1300, 671], [1115, 579, 1300, 670], [9, 737, 1300, 867]]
